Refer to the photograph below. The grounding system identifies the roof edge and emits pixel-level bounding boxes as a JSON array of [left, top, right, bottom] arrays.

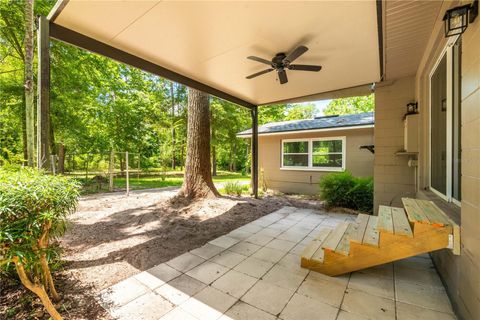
[[237, 124, 374, 138]]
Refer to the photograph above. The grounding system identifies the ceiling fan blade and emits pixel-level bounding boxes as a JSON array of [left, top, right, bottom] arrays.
[[288, 64, 322, 72], [247, 56, 272, 65], [284, 45, 308, 63], [278, 69, 288, 84], [246, 68, 274, 79]]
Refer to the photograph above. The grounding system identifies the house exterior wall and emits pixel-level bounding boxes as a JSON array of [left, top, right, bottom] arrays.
[[374, 3, 480, 318], [258, 127, 374, 195], [374, 77, 416, 210]]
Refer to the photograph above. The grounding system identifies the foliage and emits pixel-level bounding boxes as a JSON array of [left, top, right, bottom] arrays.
[[323, 94, 374, 115], [222, 181, 249, 196], [0, 167, 80, 318], [319, 171, 373, 214]]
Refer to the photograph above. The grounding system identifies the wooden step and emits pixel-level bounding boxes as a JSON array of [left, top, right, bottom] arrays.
[[351, 214, 369, 243], [300, 228, 331, 262], [402, 198, 430, 224], [335, 223, 355, 255], [362, 216, 379, 247], [377, 206, 394, 233], [322, 222, 350, 251], [391, 207, 413, 237]]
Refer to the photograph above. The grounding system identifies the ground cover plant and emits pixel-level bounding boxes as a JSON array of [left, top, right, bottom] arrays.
[[319, 171, 373, 214], [0, 167, 79, 319]]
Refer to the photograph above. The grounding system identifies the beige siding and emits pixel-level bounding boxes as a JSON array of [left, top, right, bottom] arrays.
[[258, 128, 374, 195], [374, 77, 416, 210]]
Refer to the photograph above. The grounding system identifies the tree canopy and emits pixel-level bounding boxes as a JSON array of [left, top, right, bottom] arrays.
[[323, 94, 374, 115]]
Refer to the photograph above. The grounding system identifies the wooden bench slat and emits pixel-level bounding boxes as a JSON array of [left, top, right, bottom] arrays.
[[392, 207, 413, 237], [362, 216, 379, 247], [351, 214, 370, 243], [335, 223, 355, 255], [322, 222, 350, 251], [402, 198, 430, 224], [377, 205, 394, 234]]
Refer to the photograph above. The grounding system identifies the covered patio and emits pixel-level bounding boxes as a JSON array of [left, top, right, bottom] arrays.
[[42, 1, 480, 320]]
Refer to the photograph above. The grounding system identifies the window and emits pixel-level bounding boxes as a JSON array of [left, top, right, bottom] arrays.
[[281, 137, 345, 171], [429, 38, 461, 204]]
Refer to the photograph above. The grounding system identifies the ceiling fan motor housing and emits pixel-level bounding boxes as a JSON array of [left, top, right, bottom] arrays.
[[272, 53, 287, 69]]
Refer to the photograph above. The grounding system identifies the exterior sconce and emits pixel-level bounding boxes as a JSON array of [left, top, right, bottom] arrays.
[[443, 0, 478, 37], [406, 102, 418, 115]]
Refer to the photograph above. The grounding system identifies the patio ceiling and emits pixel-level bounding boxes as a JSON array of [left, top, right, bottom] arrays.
[[48, 0, 381, 107]]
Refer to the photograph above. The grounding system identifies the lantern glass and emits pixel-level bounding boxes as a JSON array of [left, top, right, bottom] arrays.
[[443, 5, 470, 37]]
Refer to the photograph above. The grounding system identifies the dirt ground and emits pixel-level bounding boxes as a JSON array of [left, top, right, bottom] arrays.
[[1, 187, 323, 320]]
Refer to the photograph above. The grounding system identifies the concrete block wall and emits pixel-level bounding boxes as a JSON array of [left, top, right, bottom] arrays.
[[373, 77, 416, 211]]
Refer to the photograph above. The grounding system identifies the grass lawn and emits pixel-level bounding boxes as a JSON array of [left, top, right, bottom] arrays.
[[77, 170, 250, 194]]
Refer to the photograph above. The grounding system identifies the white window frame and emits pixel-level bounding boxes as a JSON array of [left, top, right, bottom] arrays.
[[428, 36, 461, 206], [281, 136, 346, 172]]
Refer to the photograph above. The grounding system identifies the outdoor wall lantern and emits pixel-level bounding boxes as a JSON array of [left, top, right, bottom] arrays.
[[443, 0, 478, 37]]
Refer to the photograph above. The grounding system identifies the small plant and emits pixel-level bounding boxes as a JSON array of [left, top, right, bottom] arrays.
[[0, 167, 80, 320], [319, 171, 373, 214], [223, 181, 248, 196]]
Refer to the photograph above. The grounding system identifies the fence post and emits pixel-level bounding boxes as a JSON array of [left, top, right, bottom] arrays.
[[126, 151, 129, 196], [109, 150, 114, 192]]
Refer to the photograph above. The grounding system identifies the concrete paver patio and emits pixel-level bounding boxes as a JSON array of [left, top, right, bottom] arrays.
[[98, 206, 457, 320]]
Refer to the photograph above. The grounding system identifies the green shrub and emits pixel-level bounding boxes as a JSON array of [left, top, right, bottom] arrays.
[[223, 181, 249, 196], [0, 167, 80, 319], [319, 171, 373, 214]]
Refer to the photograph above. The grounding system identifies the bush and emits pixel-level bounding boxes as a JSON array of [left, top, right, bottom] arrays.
[[223, 181, 249, 196], [0, 167, 80, 319], [319, 171, 373, 214]]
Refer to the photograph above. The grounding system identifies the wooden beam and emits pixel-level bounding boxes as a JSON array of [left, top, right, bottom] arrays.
[[37, 16, 50, 169], [49, 23, 255, 110]]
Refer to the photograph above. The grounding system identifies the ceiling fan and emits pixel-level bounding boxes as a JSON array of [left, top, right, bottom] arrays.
[[246, 45, 322, 84]]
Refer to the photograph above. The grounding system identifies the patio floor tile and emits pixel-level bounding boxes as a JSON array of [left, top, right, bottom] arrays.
[[251, 246, 285, 263], [395, 280, 454, 314], [209, 235, 240, 249], [156, 274, 206, 305], [277, 253, 309, 276], [241, 280, 295, 315], [209, 250, 247, 268], [160, 307, 199, 320], [280, 293, 338, 320], [228, 229, 254, 241], [186, 261, 229, 284], [111, 291, 174, 320], [297, 276, 346, 307], [144, 263, 181, 283], [276, 230, 306, 243], [341, 288, 395, 320], [348, 271, 394, 299], [265, 238, 297, 252], [336, 310, 369, 320], [396, 301, 456, 320], [190, 243, 225, 259], [394, 256, 434, 271], [234, 256, 274, 278], [395, 265, 444, 288], [357, 263, 393, 279], [99, 277, 149, 308], [305, 269, 350, 287], [134, 269, 169, 290], [181, 286, 237, 320], [212, 269, 258, 298], [236, 223, 263, 234], [245, 233, 274, 246], [256, 227, 284, 237], [220, 301, 277, 320], [166, 252, 205, 272], [262, 265, 306, 290], [228, 241, 262, 256]]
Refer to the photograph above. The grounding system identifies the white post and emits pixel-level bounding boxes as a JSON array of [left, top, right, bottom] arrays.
[[126, 151, 129, 196], [51, 155, 56, 175], [109, 150, 114, 192]]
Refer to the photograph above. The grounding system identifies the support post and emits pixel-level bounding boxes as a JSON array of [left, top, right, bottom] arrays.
[[251, 106, 258, 198], [109, 150, 114, 192], [37, 16, 51, 169], [125, 151, 129, 196]]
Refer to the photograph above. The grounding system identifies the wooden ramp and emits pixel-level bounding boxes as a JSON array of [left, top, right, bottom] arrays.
[[301, 198, 460, 276]]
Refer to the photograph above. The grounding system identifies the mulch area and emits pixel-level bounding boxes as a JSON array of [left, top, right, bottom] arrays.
[[0, 192, 324, 320]]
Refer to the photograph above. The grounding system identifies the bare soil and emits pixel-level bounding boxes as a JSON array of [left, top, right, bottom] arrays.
[[1, 188, 323, 320]]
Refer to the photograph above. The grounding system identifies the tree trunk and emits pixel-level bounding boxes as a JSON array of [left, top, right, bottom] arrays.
[[178, 89, 219, 199], [57, 144, 65, 174], [211, 109, 217, 176], [170, 82, 176, 170], [24, 0, 34, 167], [232, 141, 237, 172]]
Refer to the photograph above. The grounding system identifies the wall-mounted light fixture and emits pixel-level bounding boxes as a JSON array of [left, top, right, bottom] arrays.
[[443, 0, 478, 37], [406, 102, 418, 115]]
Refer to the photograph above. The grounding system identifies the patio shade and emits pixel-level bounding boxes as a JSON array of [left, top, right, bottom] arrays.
[[48, 0, 381, 107]]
